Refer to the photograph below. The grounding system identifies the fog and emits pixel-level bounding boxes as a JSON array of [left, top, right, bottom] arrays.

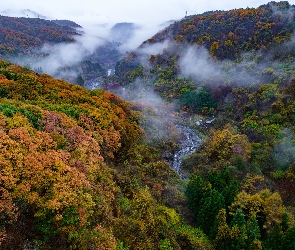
[[178, 45, 271, 87], [274, 129, 295, 169], [2, 1, 295, 86]]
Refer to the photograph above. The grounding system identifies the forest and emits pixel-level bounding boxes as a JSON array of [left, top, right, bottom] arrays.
[[1, 1, 295, 249]]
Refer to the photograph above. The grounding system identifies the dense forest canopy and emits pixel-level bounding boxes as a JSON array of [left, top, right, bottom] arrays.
[[0, 16, 79, 56], [1, 1, 295, 249]]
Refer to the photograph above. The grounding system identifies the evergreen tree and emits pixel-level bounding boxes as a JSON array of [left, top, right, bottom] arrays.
[[231, 209, 246, 228], [246, 215, 262, 250], [185, 174, 209, 218], [281, 212, 290, 232], [264, 224, 284, 250], [230, 209, 247, 250], [196, 189, 225, 237], [283, 227, 295, 250]]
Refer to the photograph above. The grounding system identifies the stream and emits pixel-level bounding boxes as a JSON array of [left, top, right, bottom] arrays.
[[172, 124, 202, 179]]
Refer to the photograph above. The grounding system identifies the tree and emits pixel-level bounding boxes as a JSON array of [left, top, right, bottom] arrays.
[[246, 215, 262, 250], [283, 227, 295, 250], [196, 189, 225, 237], [179, 87, 217, 113]]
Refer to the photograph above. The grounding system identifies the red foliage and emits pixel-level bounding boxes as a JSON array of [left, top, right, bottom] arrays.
[[274, 179, 295, 206]]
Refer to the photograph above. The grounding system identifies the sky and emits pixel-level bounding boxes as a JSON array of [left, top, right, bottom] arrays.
[[2, 0, 295, 27]]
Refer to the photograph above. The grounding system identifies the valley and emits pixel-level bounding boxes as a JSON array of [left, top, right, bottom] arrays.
[[1, 1, 295, 249]]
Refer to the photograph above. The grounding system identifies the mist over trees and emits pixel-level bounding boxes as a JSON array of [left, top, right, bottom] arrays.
[[1, 1, 295, 249]]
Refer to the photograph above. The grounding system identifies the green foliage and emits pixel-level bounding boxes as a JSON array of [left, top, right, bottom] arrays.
[[186, 167, 240, 238], [283, 227, 295, 250], [246, 215, 262, 249], [231, 209, 246, 228], [116, 240, 130, 250], [0, 69, 20, 81], [179, 87, 217, 113], [264, 224, 284, 250], [197, 189, 225, 236], [0, 102, 42, 129], [159, 239, 173, 250], [35, 211, 59, 241]]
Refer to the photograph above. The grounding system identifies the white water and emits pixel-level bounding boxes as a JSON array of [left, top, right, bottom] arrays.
[[172, 124, 202, 179]]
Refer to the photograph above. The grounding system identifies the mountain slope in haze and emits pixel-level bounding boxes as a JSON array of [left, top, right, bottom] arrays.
[[50, 19, 82, 29], [109, 22, 140, 44], [0, 14, 122, 87], [116, 1, 295, 88], [0, 9, 48, 19]]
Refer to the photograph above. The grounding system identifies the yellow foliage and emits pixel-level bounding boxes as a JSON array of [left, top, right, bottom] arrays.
[[259, 190, 285, 232], [205, 124, 251, 163], [230, 189, 288, 233], [6, 113, 34, 134], [210, 41, 219, 55], [229, 191, 263, 217], [242, 174, 265, 194]]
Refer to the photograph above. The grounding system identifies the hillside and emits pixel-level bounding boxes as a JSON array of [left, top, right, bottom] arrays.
[[147, 1, 295, 59], [115, 1, 295, 88], [0, 16, 79, 56], [0, 60, 215, 249], [0, 15, 122, 87], [112, 2, 295, 249]]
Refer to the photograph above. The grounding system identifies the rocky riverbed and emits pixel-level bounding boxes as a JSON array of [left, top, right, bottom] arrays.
[[172, 124, 202, 179]]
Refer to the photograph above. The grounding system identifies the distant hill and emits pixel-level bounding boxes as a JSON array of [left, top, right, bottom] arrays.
[[144, 1, 295, 60], [0, 8, 48, 19], [108, 22, 140, 44], [51, 19, 82, 29], [0, 15, 122, 87], [115, 1, 295, 88], [0, 15, 79, 56]]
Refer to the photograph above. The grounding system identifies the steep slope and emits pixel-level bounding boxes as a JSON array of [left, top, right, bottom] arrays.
[[0, 60, 213, 250], [116, 1, 295, 90], [144, 1, 295, 59], [0, 16, 79, 56], [113, 2, 295, 249]]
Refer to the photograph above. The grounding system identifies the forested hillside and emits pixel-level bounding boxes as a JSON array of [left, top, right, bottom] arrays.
[[1, 1, 295, 249], [0, 15, 121, 87], [0, 61, 214, 249], [113, 1, 295, 249], [0, 16, 79, 56]]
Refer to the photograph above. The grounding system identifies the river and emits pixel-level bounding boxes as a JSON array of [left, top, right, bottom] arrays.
[[172, 124, 202, 179]]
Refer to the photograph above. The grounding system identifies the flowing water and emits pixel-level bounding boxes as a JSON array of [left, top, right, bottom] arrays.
[[172, 124, 202, 179]]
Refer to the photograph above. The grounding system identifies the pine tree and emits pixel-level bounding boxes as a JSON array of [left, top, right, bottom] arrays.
[[230, 209, 247, 250], [196, 189, 225, 237], [283, 227, 295, 250], [264, 224, 284, 250], [185, 174, 209, 218], [231, 209, 246, 228], [246, 215, 262, 250]]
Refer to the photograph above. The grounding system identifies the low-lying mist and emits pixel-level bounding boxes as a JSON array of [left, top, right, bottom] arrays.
[[6, 19, 172, 85]]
